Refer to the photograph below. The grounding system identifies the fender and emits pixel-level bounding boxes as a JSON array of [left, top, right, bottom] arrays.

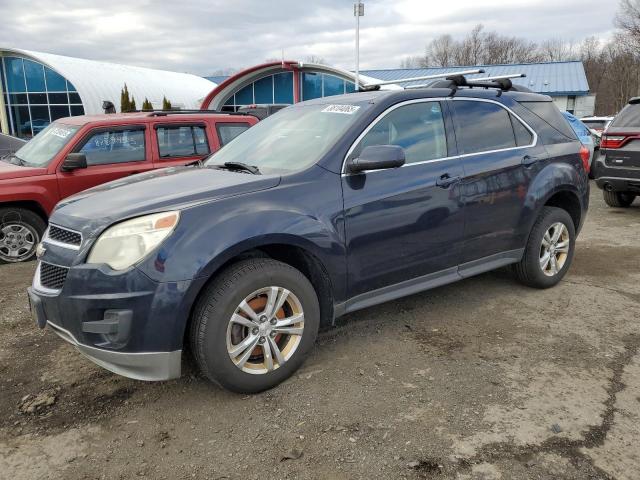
[[520, 159, 587, 239], [0, 174, 59, 216]]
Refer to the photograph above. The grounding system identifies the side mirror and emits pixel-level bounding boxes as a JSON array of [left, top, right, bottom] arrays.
[[61, 153, 87, 172], [346, 145, 405, 174]]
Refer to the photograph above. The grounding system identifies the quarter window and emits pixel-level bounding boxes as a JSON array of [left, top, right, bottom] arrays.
[[352, 102, 448, 164], [453, 101, 518, 154], [157, 125, 210, 158], [511, 114, 534, 147], [216, 123, 251, 146], [78, 128, 146, 166]]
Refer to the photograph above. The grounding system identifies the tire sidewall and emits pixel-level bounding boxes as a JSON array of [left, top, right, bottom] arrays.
[[525, 208, 576, 288], [196, 260, 320, 393]]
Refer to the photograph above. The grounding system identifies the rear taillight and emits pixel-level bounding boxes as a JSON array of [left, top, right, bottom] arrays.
[[579, 145, 590, 173], [601, 135, 628, 149]]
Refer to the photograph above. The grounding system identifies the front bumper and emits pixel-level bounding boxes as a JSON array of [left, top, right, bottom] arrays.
[[28, 260, 204, 381], [48, 315, 180, 381]]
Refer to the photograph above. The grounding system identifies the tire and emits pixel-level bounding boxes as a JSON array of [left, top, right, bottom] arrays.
[[189, 258, 320, 393], [513, 206, 576, 289], [0, 207, 46, 264], [603, 190, 636, 208]]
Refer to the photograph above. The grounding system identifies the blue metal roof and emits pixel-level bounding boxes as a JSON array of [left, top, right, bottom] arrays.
[[362, 61, 590, 96]]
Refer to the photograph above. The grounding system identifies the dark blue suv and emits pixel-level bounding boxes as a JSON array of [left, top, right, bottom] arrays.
[[28, 84, 589, 393]]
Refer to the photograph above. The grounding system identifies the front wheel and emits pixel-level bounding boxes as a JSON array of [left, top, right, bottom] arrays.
[[513, 206, 576, 289], [189, 258, 320, 393], [0, 208, 46, 264], [603, 191, 635, 208]]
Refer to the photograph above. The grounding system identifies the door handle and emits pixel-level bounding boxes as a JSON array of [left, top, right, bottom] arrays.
[[436, 173, 461, 188], [522, 155, 539, 167]]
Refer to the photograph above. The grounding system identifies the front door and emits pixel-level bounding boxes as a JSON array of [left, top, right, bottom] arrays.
[[57, 125, 153, 198], [342, 100, 465, 301]]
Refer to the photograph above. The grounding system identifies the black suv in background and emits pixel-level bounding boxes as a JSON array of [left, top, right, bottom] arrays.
[[594, 98, 640, 207]]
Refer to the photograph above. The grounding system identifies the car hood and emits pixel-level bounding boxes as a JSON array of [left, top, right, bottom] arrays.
[[0, 160, 48, 180], [52, 166, 281, 235]]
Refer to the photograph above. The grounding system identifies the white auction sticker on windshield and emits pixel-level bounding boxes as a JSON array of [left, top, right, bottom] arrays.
[[322, 105, 360, 114], [49, 127, 74, 139]]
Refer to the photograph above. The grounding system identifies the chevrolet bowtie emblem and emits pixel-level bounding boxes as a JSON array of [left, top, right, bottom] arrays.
[[36, 243, 46, 259]]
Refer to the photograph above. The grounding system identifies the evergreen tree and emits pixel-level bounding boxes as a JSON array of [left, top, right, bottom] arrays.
[[162, 96, 172, 111], [130, 96, 137, 112], [120, 84, 131, 113], [142, 98, 153, 111]]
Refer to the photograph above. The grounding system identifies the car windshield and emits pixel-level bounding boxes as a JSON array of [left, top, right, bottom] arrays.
[[205, 103, 366, 174], [6, 123, 79, 167]]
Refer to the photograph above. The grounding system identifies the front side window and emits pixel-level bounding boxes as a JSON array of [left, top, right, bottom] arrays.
[[453, 101, 517, 154], [157, 125, 210, 158], [79, 128, 146, 166], [352, 102, 448, 164], [216, 123, 251, 146]]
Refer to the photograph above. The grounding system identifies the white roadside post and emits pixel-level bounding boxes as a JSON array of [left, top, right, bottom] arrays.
[[354, 2, 364, 91]]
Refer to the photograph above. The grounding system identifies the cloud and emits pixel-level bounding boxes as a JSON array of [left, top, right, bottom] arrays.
[[0, 0, 617, 75]]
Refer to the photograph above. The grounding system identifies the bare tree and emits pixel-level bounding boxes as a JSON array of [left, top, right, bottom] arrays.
[[425, 34, 455, 67], [616, 0, 640, 47], [538, 39, 577, 62]]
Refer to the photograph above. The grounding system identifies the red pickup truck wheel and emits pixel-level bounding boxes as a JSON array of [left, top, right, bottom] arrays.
[[0, 208, 46, 263]]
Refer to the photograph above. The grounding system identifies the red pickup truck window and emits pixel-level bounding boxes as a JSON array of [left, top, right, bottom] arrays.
[[157, 125, 210, 158], [78, 128, 146, 166]]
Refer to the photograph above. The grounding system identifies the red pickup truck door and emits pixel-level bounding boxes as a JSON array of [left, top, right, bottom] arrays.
[[56, 125, 155, 199]]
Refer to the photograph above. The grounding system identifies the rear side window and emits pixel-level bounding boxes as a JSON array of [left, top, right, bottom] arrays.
[[518, 101, 576, 140], [217, 123, 251, 146], [78, 128, 146, 166], [452, 101, 517, 154], [157, 125, 210, 158], [352, 101, 448, 164], [611, 105, 640, 128]]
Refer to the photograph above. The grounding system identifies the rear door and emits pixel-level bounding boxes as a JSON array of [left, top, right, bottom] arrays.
[[450, 99, 546, 267], [57, 125, 153, 198]]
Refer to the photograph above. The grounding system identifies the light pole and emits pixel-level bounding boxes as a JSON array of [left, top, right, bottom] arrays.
[[354, 2, 364, 91]]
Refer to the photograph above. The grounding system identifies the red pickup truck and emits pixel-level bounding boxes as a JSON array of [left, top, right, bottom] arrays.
[[0, 111, 258, 263]]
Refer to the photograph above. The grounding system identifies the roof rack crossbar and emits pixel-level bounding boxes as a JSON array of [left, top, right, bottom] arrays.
[[472, 73, 527, 83], [143, 110, 251, 117], [361, 69, 486, 88]]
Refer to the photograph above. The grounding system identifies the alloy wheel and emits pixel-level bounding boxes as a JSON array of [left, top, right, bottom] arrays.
[[539, 222, 570, 277], [0, 222, 38, 262], [226, 286, 305, 374]]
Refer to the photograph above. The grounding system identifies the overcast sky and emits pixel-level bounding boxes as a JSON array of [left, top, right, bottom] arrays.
[[0, 0, 618, 76]]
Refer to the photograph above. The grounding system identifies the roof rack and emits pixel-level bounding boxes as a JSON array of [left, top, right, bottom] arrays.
[[132, 110, 252, 117], [359, 69, 485, 91]]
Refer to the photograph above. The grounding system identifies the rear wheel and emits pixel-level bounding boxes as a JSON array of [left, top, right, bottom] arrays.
[[189, 258, 320, 393], [0, 208, 46, 264], [513, 207, 575, 289], [603, 191, 636, 208]]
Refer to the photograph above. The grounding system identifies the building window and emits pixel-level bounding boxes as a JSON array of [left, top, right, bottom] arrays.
[[0, 55, 84, 138], [219, 71, 355, 111]]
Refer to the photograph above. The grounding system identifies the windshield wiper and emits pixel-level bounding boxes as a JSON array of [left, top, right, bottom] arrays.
[[3, 154, 27, 166], [221, 162, 261, 175]]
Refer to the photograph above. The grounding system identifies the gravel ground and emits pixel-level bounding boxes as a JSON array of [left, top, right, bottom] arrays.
[[1, 184, 639, 480]]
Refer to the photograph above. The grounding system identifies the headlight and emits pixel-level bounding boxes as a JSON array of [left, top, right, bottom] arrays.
[[87, 211, 180, 270]]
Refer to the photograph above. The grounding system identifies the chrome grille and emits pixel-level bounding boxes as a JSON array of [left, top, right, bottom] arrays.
[[48, 225, 82, 247], [40, 262, 68, 290]]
